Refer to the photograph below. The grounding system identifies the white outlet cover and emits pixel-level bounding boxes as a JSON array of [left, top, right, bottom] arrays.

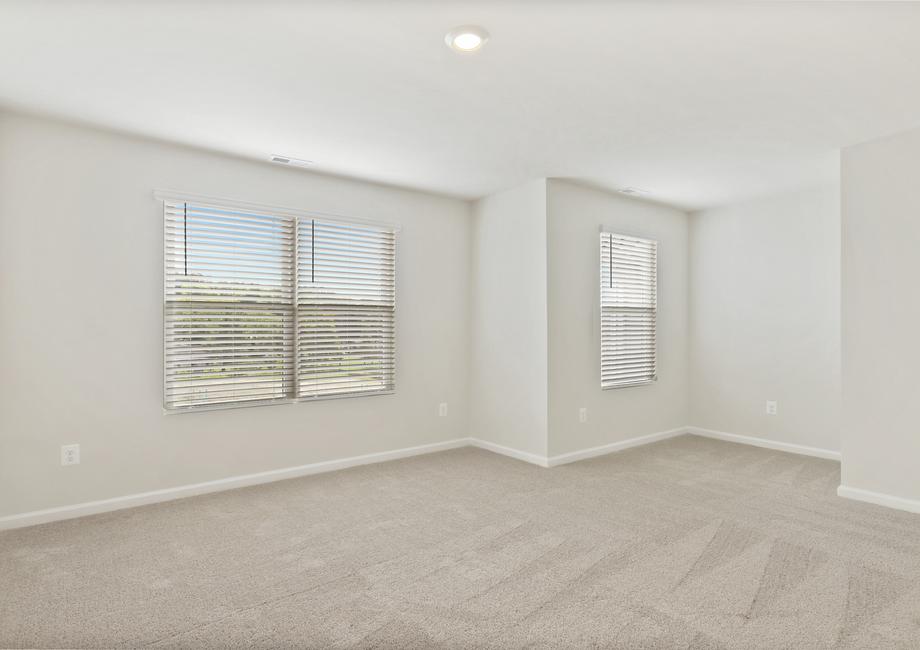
[[766, 401, 778, 415], [61, 444, 80, 465], [438, 402, 448, 417], [578, 407, 587, 423]]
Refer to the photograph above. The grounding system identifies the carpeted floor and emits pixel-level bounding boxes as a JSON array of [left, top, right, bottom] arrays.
[[2, 435, 920, 649]]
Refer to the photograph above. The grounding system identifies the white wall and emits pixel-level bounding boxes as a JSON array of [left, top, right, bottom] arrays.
[[469, 180, 548, 457], [0, 112, 863, 521], [545, 180, 689, 457], [841, 126, 920, 502], [689, 187, 841, 453], [0, 112, 472, 518]]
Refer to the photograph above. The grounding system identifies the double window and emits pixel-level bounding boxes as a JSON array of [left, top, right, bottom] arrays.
[[600, 232, 658, 388], [163, 198, 396, 412]]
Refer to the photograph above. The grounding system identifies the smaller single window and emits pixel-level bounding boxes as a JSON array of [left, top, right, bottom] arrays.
[[600, 232, 658, 389]]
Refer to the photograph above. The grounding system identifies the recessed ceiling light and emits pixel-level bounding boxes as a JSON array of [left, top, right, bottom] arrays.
[[445, 25, 489, 53]]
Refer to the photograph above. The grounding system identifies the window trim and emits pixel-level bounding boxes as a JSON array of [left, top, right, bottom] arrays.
[[599, 229, 659, 390], [154, 190, 402, 233], [158, 190, 399, 414]]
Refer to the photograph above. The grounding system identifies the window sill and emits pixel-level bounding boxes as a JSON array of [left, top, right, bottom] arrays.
[[601, 378, 657, 391], [163, 389, 395, 415]]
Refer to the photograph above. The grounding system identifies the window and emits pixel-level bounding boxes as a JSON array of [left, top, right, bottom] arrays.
[[163, 197, 396, 412], [296, 220, 396, 399], [599, 232, 657, 389]]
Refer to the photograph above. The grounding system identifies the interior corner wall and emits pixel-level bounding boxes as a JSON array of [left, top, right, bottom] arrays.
[[0, 111, 472, 519], [469, 180, 548, 457], [841, 125, 920, 503], [689, 186, 841, 453], [545, 180, 689, 457]]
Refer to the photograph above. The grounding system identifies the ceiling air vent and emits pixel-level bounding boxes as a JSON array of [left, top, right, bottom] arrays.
[[270, 155, 313, 168]]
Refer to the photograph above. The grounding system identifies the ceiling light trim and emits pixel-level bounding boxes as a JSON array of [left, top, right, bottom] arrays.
[[445, 25, 490, 53]]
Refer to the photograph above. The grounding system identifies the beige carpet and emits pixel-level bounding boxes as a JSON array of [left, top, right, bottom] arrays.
[[2, 435, 920, 649]]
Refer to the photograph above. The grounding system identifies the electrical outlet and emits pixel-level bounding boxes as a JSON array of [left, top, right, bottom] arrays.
[[766, 401, 778, 416], [578, 407, 587, 423], [438, 402, 448, 417], [61, 444, 80, 466]]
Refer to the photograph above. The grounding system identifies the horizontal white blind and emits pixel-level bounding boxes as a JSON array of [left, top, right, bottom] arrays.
[[164, 202, 295, 409], [164, 198, 396, 411], [297, 220, 396, 399], [600, 232, 658, 389]]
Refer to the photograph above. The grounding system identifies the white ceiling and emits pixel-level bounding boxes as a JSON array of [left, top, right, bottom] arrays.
[[2, 1, 920, 210]]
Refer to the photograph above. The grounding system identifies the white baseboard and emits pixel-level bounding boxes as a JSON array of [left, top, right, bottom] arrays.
[[468, 427, 690, 468], [687, 426, 841, 461], [468, 438, 549, 467], [0, 426, 850, 532], [0, 438, 470, 531], [547, 427, 688, 467], [837, 485, 920, 515]]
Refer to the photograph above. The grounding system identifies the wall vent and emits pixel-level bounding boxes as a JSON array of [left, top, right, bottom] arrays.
[[270, 155, 313, 167]]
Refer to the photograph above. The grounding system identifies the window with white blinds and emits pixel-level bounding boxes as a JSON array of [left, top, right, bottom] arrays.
[[599, 232, 658, 389], [163, 198, 396, 412], [296, 220, 396, 399]]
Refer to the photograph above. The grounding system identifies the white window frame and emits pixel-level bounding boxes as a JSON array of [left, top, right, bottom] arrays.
[[158, 191, 399, 413]]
